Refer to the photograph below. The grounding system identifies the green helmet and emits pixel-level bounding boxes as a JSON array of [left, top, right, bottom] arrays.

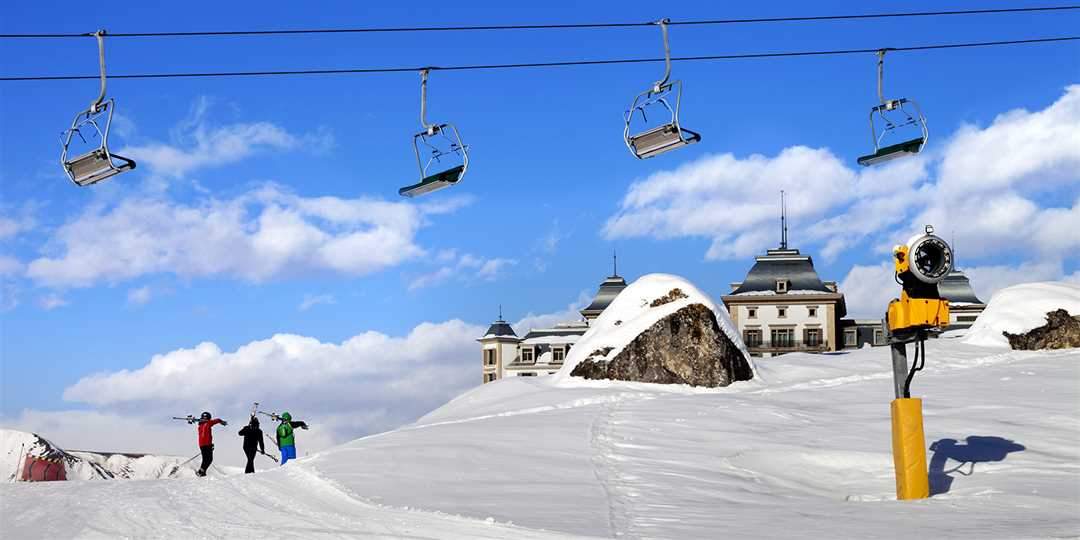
[[281, 411, 292, 421]]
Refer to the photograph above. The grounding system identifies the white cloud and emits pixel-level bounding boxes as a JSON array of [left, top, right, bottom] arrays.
[[127, 286, 152, 305], [119, 97, 335, 178], [604, 145, 927, 261], [511, 291, 591, 333], [409, 253, 517, 291], [26, 185, 440, 288], [57, 319, 484, 453], [299, 293, 336, 312], [38, 293, 68, 310], [838, 263, 896, 319], [0, 255, 23, 277], [961, 262, 1068, 303], [605, 86, 1080, 269]]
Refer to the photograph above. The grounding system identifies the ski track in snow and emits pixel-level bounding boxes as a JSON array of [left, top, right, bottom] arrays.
[[3, 339, 1078, 539]]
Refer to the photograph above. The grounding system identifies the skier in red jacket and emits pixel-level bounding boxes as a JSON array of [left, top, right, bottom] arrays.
[[195, 411, 227, 477]]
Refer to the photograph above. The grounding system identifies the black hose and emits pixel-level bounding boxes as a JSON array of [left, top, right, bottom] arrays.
[[903, 338, 926, 398]]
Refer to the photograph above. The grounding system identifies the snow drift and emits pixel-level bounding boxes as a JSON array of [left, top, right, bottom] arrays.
[[963, 281, 1080, 348], [554, 273, 754, 385], [1, 428, 221, 481]]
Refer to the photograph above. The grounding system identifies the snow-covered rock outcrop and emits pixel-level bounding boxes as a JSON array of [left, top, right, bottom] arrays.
[[963, 282, 1080, 348], [1, 428, 218, 481], [555, 273, 754, 386]]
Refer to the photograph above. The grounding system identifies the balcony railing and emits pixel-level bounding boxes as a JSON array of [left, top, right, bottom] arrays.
[[745, 339, 828, 352]]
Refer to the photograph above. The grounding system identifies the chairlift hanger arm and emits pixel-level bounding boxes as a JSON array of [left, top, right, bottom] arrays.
[[92, 30, 107, 112], [653, 19, 672, 92]]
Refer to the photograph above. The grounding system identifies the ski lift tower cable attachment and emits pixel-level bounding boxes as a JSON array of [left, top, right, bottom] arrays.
[[59, 30, 136, 187], [623, 19, 701, 159]]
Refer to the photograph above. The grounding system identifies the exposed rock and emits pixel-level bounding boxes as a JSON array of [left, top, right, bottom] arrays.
[[650, 288, 688, 308], [1003, 309, 1080, 350], [570, 303, 753, 387]]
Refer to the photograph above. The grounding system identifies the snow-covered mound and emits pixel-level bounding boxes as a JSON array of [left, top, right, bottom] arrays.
[[553, 273, 753, 384], [3, 339, 1078, 538], [0, 429, 223, 481], [963, 281, 1080, 348]]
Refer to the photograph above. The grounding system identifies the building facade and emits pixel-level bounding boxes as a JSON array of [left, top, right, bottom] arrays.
[[479, 269, 627, 383], [721, 247, 847, 357]]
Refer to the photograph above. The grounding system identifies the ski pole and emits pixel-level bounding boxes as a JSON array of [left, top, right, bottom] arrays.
[[178, 451, 201, 467]]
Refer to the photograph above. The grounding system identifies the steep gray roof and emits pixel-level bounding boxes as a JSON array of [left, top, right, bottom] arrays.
[[521, 326, 588, 341], [730, 248, 832, 295], [483, 319, 517, 338], [938, 270, 984, 304], [581, 275, 628, 319]]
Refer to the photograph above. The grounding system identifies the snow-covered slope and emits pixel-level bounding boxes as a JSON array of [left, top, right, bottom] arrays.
[[963, 281, 1080, 348], [553, 273, 753, 383], [3, 339, 1077, 538], [1, 429, 226, 481]]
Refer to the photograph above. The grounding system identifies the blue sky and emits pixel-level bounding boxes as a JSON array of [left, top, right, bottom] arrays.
[[1, 1, 1078, 458]]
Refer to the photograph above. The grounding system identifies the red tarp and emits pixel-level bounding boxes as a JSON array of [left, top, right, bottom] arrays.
[[20, 455, 67, 482]]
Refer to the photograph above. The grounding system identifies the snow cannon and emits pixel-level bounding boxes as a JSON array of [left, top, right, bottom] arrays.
[[887, 224, 953, 341], [884, 224, 953, 501]]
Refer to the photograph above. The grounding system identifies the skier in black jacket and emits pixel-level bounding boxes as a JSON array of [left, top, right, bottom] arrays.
[[238, 416, 265, 474]]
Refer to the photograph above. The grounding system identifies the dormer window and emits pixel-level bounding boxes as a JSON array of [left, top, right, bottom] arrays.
[[776, 279, 789, 293], [747, 307, 757, 319], [521, 347, 534, 363]]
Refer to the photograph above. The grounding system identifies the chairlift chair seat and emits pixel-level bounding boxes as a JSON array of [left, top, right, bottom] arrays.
[[399, 164, 465, 198], [64, 148, 136, 186], [857, 137, 925, 167], [628, 123, 701, 159]]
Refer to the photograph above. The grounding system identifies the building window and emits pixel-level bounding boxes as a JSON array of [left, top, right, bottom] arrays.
[[777, 307, 787, 318], [808, 306, 817, 318], [776, 279, 789, 293], [484, 373, 497, 383], [957, 316, 978, 322], [552, 348, 565, 363], [805, 328, 822, 347], [483, 349, 496, 366], [521, 347, 534, 363], [873, 329, 885, 345], [747, 307, 757, 319], [845, 329, 857, 347], [771, 328, 794, 347], [519, 372, 537, 377], [744, 329, 762, 347]]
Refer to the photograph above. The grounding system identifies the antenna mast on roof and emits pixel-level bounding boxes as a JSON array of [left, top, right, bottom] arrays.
[[498, 304, 503, 321], [612, 249, 618, 277], [780, 190, 788, 250]]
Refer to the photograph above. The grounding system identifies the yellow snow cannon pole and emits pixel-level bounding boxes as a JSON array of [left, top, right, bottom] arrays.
[[885, 225, 953, 500], [890, 397, 929, 499]]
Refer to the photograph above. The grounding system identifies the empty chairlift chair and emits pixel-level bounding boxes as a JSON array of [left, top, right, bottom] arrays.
[[857, 49, 928, 167], [399, 69, 468, 198], [60, 30, 136, 186], [624, 19, 700, 159]]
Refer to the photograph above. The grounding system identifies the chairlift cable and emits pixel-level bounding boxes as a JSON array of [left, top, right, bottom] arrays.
[[2, 35, 1077, 82], [1, 6, 1078, 38]]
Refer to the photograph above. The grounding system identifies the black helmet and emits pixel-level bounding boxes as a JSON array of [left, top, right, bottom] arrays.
[[200, 412, 211, 420], [250, 416, 259, 426]]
